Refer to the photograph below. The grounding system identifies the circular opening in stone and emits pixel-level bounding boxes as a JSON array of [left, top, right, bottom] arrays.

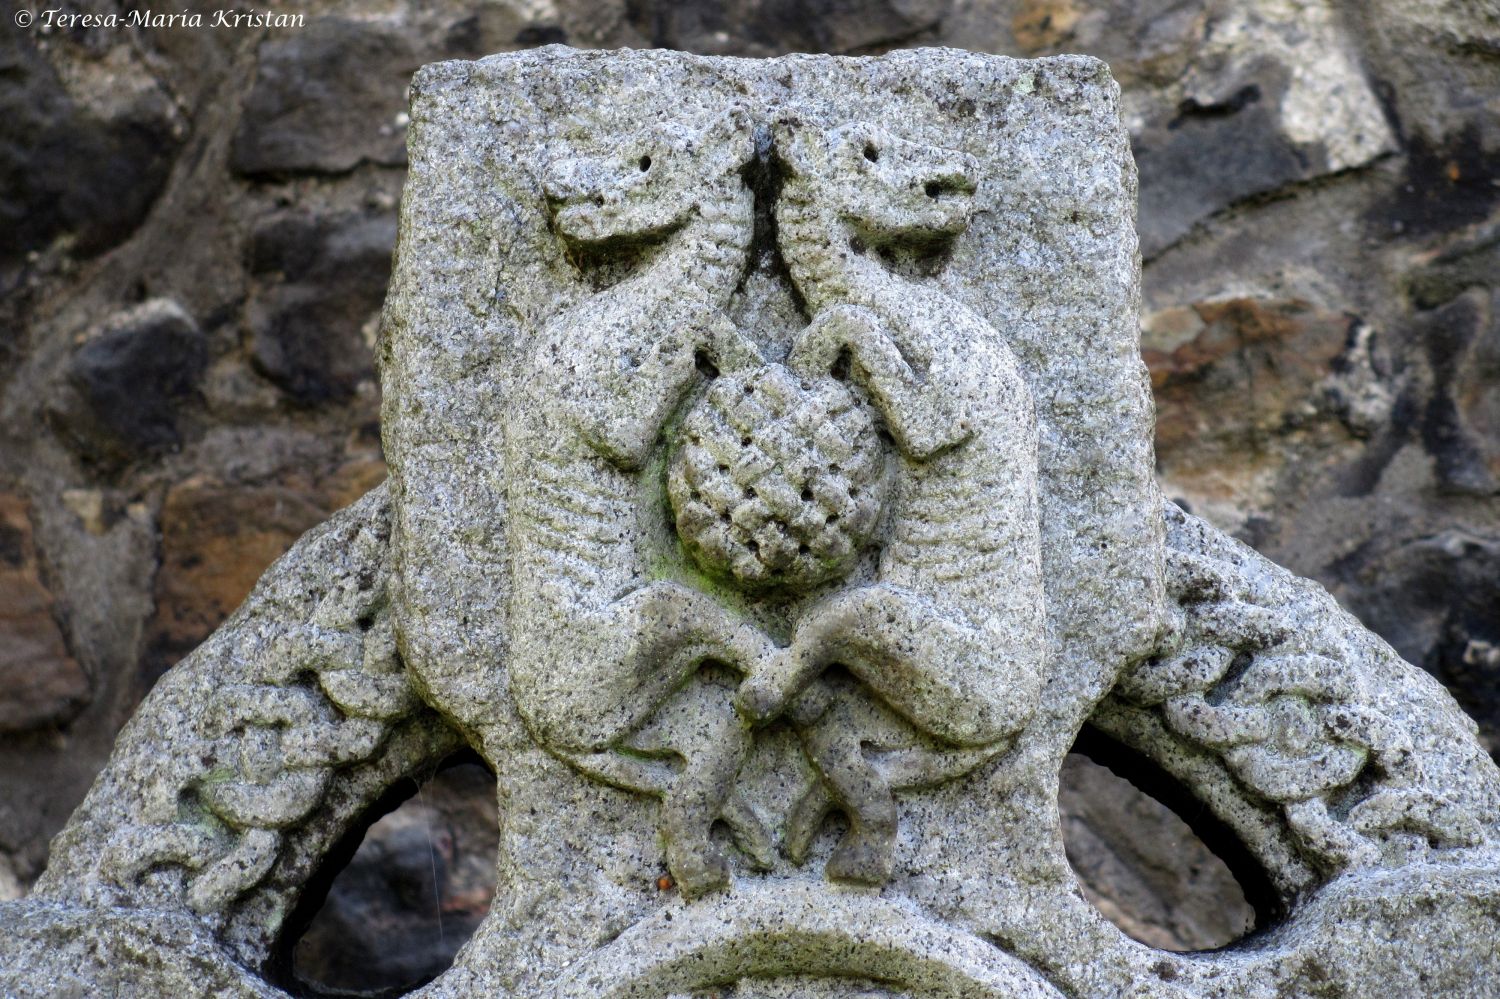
[[269, 750, 497, 998], [1060, 726, 1278, 952]]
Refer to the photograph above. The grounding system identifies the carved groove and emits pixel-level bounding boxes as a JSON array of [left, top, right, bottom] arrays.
[[28, 489, 466, 970], [1106, 502, 1494, 878]]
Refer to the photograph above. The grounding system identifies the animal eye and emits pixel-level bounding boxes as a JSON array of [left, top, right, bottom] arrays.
[[638, 155, 652, 172], [863, 144, 879, 163]]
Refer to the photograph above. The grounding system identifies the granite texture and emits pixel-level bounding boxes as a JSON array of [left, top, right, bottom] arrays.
[[3, 5, 1499, 958], [2, 44, 1499, 999]]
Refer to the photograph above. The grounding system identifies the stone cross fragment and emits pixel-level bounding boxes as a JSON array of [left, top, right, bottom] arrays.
[[2, 46, 1498, 999]]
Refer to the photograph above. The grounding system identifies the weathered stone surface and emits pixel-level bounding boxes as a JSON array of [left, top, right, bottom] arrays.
[[1145, 296, 1370, 524], [0, 30, 182, 266], [1409, 222, 1500, 310], [0, 494, 88, 733], [1312, 528, 1500, 756], [1000, 0, 1397, 257], [0, 903, 280, 998], [1131, 0, 1396, 256], [25, 486, 461, 972], [245, 209, 395, 404], [624, 0, 953, 54], [3, 0, 1500, 988], [270, 750, 1266, 970], [2, 45, 1498, 999], [1348, 1, 1500, 166]]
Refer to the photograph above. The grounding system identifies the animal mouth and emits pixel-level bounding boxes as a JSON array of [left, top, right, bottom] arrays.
[[550, 199, 687, 251], [849, 195, 974, 247], [923, 176, 975, 199]]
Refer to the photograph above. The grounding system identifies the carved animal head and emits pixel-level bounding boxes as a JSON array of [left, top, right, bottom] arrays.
[[543, 106, 756, 246], [775, 120, 978, 243]]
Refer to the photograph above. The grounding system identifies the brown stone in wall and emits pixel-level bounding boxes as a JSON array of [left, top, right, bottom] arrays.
[[146, 459, 387, 682], [0, 495, 89, 733], [149, 477, 325, 681], [1145, 297, 1357, 502], [1010, 0, 1083, 52]]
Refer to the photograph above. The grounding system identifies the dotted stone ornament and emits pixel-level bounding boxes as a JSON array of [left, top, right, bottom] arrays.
[[668, 364, 889, 591]]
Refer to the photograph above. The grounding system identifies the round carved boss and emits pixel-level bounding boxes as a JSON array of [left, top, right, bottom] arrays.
[[667, 363, 889, 591]]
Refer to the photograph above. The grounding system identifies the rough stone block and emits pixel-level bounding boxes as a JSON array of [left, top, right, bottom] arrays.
[[0, 495, 88, 733]]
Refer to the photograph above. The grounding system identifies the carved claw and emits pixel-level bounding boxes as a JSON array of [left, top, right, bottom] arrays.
[[721, 792, 776, 870], [784, 779, 835, 865], [660, 774, 772, 896], [825, 819, 896, 886], [788, 303, 973, 461], [784, 772, 898, 886], [664, 836, 732, 900], [734, 674, 781, 724], [787, 678, 836, 726], [702, 312, 763, 374], [787, 303, 873, 375], [735, 648, 813, 725], [788, 692, 901, 887]]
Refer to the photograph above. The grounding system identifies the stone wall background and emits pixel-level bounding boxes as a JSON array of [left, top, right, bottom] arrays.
[[0, 0, 1496, 968]]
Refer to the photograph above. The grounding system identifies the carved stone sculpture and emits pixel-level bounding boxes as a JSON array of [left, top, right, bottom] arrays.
[[3, 47, 1498, 999]]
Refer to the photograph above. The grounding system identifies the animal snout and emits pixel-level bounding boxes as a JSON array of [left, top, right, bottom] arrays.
[[543, 156, 640, 206]]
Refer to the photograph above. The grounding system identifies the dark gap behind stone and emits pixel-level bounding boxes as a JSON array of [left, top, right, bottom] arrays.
[[739, 122, 808, 321], [266, 748, 495, 999], [1068, 724, 1284, 944]]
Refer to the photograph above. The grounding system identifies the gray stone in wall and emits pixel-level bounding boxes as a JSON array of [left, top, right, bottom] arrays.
[[3, 46, 1499, 999], [230, 17, 421, 177]]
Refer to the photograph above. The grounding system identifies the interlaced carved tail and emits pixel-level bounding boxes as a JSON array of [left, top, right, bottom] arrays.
[[36, 487, 458, 966], [102, 610, 420, 915], [1111, 503, 1493, 874]]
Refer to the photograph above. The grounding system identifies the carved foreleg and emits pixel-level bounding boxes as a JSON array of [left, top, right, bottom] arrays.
[[659, 705, 766, 898], [571, 313, 763, 470], [788, 304, 971, 460], [518, 580, 778, 896], [737, 584, 1039, 747]]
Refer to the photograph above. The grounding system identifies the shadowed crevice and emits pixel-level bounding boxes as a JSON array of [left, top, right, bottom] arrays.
[[1068, 724, 1285, 946], [265, 748, 494, 999]]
